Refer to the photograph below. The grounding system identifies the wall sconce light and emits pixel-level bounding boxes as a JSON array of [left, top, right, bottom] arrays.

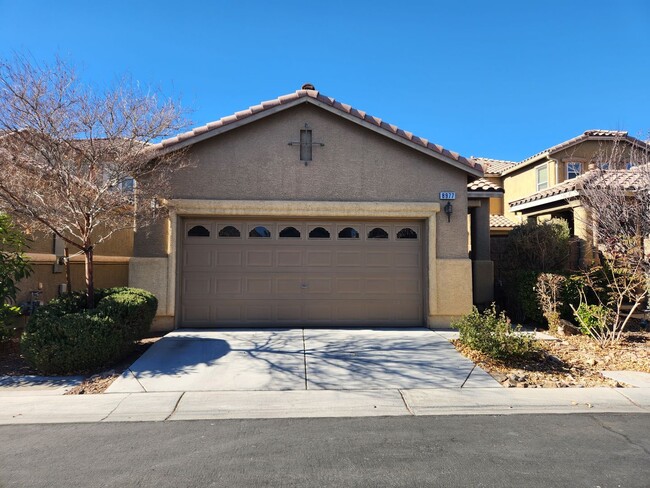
[[444, 201, 453, 222]]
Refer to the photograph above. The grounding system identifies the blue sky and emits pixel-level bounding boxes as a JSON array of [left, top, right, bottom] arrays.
[[1, 0, 648, 161]]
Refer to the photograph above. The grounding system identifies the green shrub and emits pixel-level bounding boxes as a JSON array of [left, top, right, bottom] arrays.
[[453, 305, 538, 360], [572, 303, 615, 338], [96, 288, 157, 342], [503, 270, 544, 325], [21, 287, 157, 374]]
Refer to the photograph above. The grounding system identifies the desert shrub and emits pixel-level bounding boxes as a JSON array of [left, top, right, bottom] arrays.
[[505, 218, 570, 272], [452, 305, 538, 360], [501, 219, 571, 325], [535, 273, 566, 333], [503, 270, 543, 324], [21, 287, 157, 374], [572, 303, 616, 341]]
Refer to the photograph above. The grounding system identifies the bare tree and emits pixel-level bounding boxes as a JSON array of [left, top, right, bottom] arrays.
[[573, 134, 650, 345], [0, 55, 189, 307]]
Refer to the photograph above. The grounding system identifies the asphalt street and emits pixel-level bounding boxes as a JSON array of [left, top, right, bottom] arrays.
[[0, 413, 648, 488]]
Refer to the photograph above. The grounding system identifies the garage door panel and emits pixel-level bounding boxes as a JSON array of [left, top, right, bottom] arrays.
[[305, 250, 332, 266], [394, 252, 420, 267], [184, 277, 211, 296], [245, 277, 273, 295], [216, 250, 242, 267], [277, 250, 302, 267], [304, 277, 333, 294], [216, 277, 242, 295], [180, 219, 423, 327], [246, 250, 273, 267], [336, 277, 363, 294], [215, 304, 242, 321], [335, 251, 363, 267], [366, 251, 393, 267], [184, 247, 212, 268]]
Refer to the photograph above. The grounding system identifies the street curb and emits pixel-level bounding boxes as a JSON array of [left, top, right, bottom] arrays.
[[0, 387, 648, 425]]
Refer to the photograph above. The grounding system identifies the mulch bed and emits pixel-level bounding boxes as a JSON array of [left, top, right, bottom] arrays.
[[454, 330, 650, 388], [0, 335, 163, 394]]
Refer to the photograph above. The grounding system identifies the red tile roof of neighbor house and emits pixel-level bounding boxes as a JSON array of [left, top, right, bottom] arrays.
[[470, 157, 517, 175], [490, 214, 516, 228], [508, 168, 649, 208], [467, 177, 504, 192], [150, 86, 482, 174]]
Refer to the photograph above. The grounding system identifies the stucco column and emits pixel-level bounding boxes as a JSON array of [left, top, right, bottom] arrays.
[[470, 199, 494, 305]]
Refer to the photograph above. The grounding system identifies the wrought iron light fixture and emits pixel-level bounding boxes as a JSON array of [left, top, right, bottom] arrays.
[[443, 201, 453, 222]]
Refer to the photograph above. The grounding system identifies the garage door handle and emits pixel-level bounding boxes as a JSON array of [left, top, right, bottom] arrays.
[[300, 284, 308, 289]]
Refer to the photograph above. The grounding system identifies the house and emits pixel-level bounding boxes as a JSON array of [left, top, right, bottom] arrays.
[[475, 130, 650, 266], [126, 85, 493, 329]]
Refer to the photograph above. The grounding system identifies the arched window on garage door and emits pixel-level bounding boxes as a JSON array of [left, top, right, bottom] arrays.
[[309, 227, 330, 239], [368, 227, 389, 239], [218, 225, 241, 238], [188, 225, 210, 237], [249, 226, 271, 238], [396, 228, 418, 239], [338, 227, 359, 239], [279, 226, 301, 238]]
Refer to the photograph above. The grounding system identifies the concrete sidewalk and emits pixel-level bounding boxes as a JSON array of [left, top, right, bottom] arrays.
[[0, 387, 648, 424]]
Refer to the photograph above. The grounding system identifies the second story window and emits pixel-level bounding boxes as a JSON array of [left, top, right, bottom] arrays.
[[536, 164, 549, 191], [566, 162, 582, 180]]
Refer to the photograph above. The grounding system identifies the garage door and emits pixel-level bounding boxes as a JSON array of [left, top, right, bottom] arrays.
[[179, 220, 423, 326]]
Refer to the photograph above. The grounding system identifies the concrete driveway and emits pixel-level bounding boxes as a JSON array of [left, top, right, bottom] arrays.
[[106, 328, 499, 393]]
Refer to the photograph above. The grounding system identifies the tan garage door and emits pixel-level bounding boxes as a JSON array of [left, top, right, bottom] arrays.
[[179, 220, 423, 327]]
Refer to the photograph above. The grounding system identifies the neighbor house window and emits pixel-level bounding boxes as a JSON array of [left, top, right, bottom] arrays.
[[536, 164, 549, 191], [598, 163, 610, 170], [566, 162, 582, 180]]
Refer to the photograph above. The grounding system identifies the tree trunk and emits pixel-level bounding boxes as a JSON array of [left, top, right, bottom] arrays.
[[84, 246, 94, 309]]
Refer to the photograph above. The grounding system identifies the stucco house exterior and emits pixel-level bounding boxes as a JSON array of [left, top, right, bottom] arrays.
[[474, 130, 650, 267], [124, 85, 493, 330]]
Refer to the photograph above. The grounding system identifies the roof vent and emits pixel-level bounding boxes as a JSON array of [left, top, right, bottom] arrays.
[[301, 83, 315, 90]]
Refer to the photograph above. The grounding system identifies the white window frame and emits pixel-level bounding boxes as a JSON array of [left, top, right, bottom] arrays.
[[566, 162, 582, 180], [535, 164, 549, 191]]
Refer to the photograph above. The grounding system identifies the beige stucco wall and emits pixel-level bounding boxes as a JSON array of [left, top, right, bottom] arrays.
[[15, 256, 129, 304], [502, 157, 557, 222], [132, 102, 476, 328], [135, 104, 470, 260]]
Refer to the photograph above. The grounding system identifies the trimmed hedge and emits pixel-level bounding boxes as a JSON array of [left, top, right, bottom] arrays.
[[21, 288, 157, 374]]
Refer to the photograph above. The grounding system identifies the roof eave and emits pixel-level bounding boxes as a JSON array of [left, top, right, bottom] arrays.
[[509, 190, 580, 212]]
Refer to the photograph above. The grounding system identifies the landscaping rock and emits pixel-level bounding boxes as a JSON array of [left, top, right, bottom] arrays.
[[557, 319, 581, 336]]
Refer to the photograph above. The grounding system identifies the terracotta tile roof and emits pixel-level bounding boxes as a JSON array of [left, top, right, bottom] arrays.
[[508, 168, 649, 208], [470, 157, 517, 175], [150, 87, 481, 173], [467, 177, 503, 192], [490, 214, 516, 228]]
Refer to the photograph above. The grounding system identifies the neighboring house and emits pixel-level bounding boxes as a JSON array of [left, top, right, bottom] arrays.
[[474, 130, 650, 266], [127, 85, 492, 329]]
